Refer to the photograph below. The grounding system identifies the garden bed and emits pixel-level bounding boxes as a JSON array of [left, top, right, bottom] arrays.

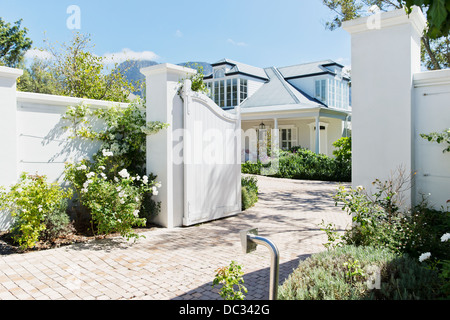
[[0, 226, 159, 255]]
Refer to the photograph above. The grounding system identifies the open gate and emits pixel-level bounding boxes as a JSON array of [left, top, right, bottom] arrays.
[[182, 80, 242, 226]]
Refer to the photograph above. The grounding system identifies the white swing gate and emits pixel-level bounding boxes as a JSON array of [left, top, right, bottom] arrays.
[[181, 80, 242, 226]]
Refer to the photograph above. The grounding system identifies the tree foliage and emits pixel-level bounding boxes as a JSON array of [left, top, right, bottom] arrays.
[[0, 18, 32, 68], [401, 0, 450, 39], [322, 0, 450, 70], [18, 32, 140, 103]]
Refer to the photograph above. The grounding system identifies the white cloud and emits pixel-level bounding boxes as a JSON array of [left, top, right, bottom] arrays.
[[102, 48, 160, 64], [175, 30, 183, 38], [24, 49, 53, 61], [227, 38, 248, 47]]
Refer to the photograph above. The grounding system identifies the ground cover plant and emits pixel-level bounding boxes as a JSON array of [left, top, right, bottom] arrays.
[[278, 245, 440, 300], [280, 170, 449, 300]]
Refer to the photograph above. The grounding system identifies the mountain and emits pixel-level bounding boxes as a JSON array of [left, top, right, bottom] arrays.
[[117, 60, 212, 97]]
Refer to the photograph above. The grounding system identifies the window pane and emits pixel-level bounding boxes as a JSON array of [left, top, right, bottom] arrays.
[[220, 80, 225, 107], [214, 81, 219, 105], [240, 79, 248, 103], [321, 80, 326, 102], [315, 81, 320, 99], [233, 79, 238, 106], [227, 79, 232, 107]]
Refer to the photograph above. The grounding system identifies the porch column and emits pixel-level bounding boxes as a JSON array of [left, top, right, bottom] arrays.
[[315, 116, 320, 154], [272, 117, 279, 154]]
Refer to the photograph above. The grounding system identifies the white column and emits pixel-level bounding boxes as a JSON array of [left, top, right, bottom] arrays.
[[140, 63, 196, 228], [0, 66, 23, 231], [315, 116, 320, 154], [0, 66, 23, 186], [343, 7, 427, 207]]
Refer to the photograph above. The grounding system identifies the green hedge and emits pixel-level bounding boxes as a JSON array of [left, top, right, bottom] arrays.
[[241, 176, 258, 211], [278, 245, 440, 300], [242, 147, 351, 182]]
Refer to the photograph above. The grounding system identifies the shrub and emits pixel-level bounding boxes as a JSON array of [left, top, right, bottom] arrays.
[[241, 176, 258, 211], [62, 101, 167, 238], [330, 176, 450, 260], [213, 261, 247, 300], [64, 154, 161, 240], [242, 146, 351, 182], [278, 245, 440, 300], [0, 173, 73, 250], [40, 198, 75, 243], [241, 161, 262, 175], [326, 172, 449, 298]]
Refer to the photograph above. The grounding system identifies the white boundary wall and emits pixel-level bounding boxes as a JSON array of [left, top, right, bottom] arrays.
[[0, 67, 129, 230], [344, 7, 450, 209]]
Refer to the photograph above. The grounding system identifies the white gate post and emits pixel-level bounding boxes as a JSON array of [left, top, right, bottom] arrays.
[[0, 66, 22, 231], [0, 66, 23, 186], [140, 64, 196, 228], [343, 7, 427, 208]]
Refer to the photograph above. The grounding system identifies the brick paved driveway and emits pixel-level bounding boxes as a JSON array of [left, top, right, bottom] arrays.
[[0, 176, 351, 300]]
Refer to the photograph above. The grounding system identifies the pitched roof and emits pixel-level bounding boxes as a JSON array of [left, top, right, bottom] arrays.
[[240, 67, 324, 109], [209, 59, 269, 81], [277, 60, 344, 79]]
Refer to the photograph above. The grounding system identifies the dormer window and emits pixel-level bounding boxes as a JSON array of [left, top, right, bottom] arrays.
[[214, 69, 225, 78]]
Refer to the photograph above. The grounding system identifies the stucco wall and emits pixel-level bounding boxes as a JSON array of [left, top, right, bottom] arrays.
[[0, 83, 128, 231]]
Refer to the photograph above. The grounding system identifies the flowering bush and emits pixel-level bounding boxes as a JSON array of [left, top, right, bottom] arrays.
[[64, 151, 161, 240], [325, 172, 449, 298], [63, 100, 168, 176], [0, 173, 72, 249], [62, 99, 167, 239]]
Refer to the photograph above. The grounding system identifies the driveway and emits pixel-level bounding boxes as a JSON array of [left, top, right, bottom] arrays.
[[0, 176, 351, 300]]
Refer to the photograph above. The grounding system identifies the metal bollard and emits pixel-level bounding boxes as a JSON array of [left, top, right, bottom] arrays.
[[240, 229, 280, 300]]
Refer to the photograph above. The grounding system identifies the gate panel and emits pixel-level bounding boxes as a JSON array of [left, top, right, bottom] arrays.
[[182, 81, 241, 226]]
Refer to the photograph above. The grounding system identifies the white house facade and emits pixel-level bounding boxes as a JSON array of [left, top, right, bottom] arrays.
[[203, 59, 352, 161]]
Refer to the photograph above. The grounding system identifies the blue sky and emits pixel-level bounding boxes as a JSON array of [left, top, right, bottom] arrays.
[[0, 0, 351, 69]]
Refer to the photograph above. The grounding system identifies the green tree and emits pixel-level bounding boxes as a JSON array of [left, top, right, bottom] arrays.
[[401, 0, 450, 38], [322, 0, 450, 70], [0, 18, 32, 68], [17, 55, 60, 94], [19, 32, 140, 103]]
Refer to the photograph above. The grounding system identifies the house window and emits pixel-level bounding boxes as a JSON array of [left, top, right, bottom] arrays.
[[209, 78, 247, 108], [214, 80, 225, 107], [343, 82, 349, 109], [240, 79, 248, 103], [337, 81, 343, 109], [219, 80, 225, 107], [214, 81, 220, 105], [329, 79, 335, 107], [315, 80, 326, 103], [232, 79, 238, 106], [215, 69, 225, 78], [206, 82, 212, 98], [227, 79, 232, 107], [279, 127, 297, 150]]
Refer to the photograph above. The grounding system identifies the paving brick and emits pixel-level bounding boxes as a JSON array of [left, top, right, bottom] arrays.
[[0, 177, 350, 301]]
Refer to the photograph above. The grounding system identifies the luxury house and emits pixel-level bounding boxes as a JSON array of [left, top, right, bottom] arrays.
[[203, 59, 352, 161]]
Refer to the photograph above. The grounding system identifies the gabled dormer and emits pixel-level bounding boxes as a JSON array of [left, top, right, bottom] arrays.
[[277, 60, 351, 111], [204, 59, 268, 109]]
